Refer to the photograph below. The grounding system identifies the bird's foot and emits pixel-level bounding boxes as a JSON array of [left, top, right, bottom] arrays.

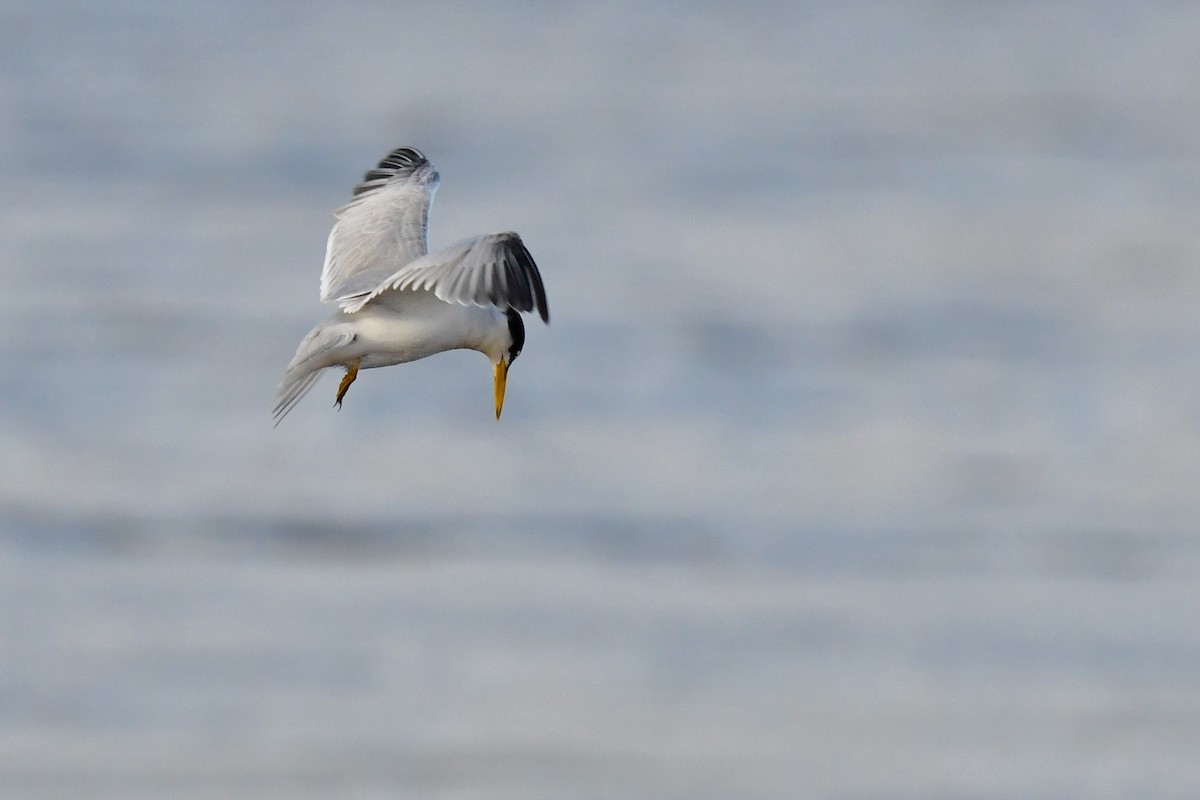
[[334, 359, 360, 409]]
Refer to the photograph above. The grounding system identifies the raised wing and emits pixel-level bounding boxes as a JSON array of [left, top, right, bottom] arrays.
[[341, 231, 549, 323], [319, 147, 440, 303]]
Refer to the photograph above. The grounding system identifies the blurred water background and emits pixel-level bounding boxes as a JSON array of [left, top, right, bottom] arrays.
[[3, 1, 1200, 797]]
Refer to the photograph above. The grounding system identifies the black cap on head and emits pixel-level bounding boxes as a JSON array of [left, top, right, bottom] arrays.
[[506, 308, 525, 363]]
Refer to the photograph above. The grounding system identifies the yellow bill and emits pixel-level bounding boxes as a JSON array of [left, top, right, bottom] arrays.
[[493, 358, 509, 419]]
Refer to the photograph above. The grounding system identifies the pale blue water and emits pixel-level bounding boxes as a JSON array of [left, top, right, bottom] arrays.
[[2, 1, 1200, 797]]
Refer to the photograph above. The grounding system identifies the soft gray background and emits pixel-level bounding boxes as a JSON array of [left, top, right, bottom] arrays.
[[2, 1, 1199, 798]]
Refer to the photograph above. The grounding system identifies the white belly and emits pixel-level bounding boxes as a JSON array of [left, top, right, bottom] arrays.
[[340, 299, 505, 369]]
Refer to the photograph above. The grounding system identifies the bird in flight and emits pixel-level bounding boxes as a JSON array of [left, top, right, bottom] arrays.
[[272, 146, 549, 424]]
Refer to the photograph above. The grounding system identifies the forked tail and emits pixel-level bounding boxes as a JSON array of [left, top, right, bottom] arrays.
[[271, 324, 355, 425]]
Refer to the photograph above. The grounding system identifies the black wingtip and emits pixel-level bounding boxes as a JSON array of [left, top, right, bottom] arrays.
[[378, 146, 426, 169], [504, 233, 550, 324], [351, 147, 431, 197], [527, 266, 549, 324]]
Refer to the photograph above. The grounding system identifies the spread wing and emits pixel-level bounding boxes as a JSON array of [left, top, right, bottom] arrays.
[[319, 147, 440, 303], [340, 231, 550, 323]]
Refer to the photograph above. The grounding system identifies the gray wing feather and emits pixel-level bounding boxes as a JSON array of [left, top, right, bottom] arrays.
[[319, 147, 440, 303], [341, 232, 550, 323]]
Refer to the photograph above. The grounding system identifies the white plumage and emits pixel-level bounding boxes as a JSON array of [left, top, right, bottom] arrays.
[[272, 147, 549, 424]]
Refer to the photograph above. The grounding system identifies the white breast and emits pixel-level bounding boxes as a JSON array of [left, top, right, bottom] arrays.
[[345, 295, 508, 369]]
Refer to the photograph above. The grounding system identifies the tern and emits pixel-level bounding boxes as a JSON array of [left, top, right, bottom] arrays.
[[272, 147, 549, 424]]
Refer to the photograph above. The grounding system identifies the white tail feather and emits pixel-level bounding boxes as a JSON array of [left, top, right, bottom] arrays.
[[271, 324, 355, 424]]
